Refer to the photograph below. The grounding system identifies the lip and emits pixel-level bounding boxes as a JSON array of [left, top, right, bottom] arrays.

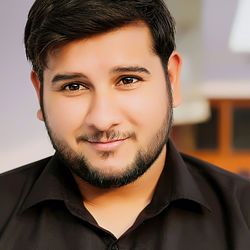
[[87, 138, 127, 151]]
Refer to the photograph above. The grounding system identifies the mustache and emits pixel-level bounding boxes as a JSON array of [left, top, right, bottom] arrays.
[[76, 130, 136, 143]]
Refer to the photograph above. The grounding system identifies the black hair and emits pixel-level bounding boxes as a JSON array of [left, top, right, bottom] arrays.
[[24, 0, 176, 82]]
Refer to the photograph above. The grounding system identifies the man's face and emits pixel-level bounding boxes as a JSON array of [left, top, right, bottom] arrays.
[[32, 23, 181, 188]]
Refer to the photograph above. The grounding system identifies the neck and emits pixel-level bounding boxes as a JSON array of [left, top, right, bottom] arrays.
[[72, 145, 167, 238]]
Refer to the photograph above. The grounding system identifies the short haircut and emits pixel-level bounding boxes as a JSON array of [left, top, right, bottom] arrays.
[[24, 0, 176, 81]]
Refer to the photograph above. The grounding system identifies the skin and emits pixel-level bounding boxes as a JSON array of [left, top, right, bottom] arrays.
[[31, 22, 182, 237]]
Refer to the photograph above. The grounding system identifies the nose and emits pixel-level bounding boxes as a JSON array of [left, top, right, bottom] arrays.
[[85, 91, 121, 132]]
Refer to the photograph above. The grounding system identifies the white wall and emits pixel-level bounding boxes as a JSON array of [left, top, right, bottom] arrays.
[[0, 0, 53, 173], [202, 0, 250, 81]]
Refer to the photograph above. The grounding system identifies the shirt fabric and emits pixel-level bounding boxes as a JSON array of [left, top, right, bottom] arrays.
[[1, 141, 250, 250]]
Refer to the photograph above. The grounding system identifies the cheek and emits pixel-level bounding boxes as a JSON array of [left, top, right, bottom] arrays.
[[123, 84, 169, 126], [119, 81, 169, 143], [43, 95, 87, 136]]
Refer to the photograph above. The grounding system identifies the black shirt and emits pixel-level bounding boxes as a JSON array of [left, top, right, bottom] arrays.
[[1, 141, 250, 250]]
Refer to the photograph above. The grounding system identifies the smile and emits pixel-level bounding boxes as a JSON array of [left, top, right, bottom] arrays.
[[87, 138, 128, 151]]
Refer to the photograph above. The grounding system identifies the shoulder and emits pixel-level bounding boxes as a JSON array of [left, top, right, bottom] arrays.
[[181, 153, 250, 225], [0, 156, 52, 188], [181, 153, 250, 188], [0, 157, 52, 223]]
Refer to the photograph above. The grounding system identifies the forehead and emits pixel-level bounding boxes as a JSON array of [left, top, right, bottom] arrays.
[[46, 22, 157, 72]]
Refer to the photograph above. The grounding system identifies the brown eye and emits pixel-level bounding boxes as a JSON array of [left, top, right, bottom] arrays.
[[121, 77, 138, 85], [64, 83, 85, 91]]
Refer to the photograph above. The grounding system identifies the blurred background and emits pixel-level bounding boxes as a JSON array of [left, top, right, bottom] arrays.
[[0, 0, 250, 175]]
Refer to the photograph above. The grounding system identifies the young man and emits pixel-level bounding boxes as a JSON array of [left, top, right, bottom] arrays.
[[1, 0, 250, 249]]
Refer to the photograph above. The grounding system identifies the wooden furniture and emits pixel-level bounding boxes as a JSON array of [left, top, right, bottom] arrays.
[[172, 99, 250, 176]]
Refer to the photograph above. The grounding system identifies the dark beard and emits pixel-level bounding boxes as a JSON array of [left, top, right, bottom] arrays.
[[40, 74, 173, 188], [43, 109, 172, 188]]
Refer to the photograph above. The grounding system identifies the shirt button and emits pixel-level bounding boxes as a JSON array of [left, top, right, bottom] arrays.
[[110, 244, 119, 250]]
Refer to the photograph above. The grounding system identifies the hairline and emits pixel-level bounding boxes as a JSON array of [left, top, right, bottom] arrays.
[[36, 20, 170, 83]]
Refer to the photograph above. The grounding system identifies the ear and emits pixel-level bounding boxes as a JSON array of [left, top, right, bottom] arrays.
[[31, 71, 44, 121], [167, 51, 182, 107]]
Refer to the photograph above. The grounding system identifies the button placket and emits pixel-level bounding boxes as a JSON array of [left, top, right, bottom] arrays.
[[109, 243, 119, 250]]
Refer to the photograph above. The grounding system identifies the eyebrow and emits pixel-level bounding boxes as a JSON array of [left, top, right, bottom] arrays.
[[111, 66, 151, 75], [51, 73, 86, 84], [51, 66, 151, 84]]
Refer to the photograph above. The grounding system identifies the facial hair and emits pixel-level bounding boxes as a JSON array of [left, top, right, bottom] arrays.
[[41, 76, 173, 188]]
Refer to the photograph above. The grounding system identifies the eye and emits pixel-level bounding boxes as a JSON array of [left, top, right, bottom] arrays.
[[63, 83, 86, 91], [121, 77, 138, 85], [118, 77, 141, 87]]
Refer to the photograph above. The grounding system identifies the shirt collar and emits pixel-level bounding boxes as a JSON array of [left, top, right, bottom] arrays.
[[147, 140, 212, 214], [20, 153, 82, 213], [20, 140, 212, 214]]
